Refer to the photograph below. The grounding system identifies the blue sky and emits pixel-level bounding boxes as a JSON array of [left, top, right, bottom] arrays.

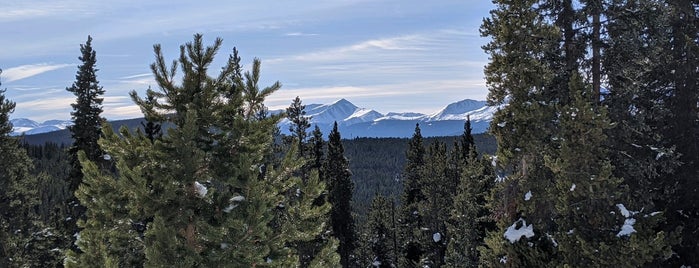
[[1, 0, 494, 121]]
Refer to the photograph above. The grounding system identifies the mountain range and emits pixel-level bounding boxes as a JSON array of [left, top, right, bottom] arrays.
[[11, 98, 500, 139]]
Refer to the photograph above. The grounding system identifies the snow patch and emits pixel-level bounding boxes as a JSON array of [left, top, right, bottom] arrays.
[[504, 218, 534, 243], [524, 191, 532, 201], [433, 232, 442, 243], [616, 204, 634, 218], [546, 233, 558, 247], [193, 181, 207, 198], [617, 218, 637, 237]]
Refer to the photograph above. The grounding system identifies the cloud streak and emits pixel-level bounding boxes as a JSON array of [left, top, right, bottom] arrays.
[[2, 63, 72, 82]]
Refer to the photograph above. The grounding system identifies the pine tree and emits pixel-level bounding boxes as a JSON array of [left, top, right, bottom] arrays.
[[603, 1, 691, 265], [309, 125, 325, 172], [287, 96, 311, 156], [419, 141, 453, 267], [398, 123, 426, 267], [479, 1, 561, 265], [546, 73, 671, 266], [662, 1, 699, 264], [326, 122, 356, 267], [445, 120, 495, 267], [0, 86, 44, 266], [64, 35, 106, 249], [362, 194, 397, 268], [70, 34, 338, 266]]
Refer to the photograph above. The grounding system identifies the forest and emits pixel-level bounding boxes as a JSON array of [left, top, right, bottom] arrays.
[[1, 0, 697, 267]]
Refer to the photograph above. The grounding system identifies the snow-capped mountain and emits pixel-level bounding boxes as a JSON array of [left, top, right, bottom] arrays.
[[280, 98, 500, 138], [10, 119, 72, 136], [11, 98, 500, 138]]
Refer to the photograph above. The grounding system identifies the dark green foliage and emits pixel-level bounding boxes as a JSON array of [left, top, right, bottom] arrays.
[[445, 120, 496, 267], [0, 87, 50, 266], [287, 96, 311, 156], [480, 0, 676, 266], [360, 194, 397, 268], [64, 35, 107, 252], [68, 34, 338, 267], [398, 124, 426, 267], [309, 125, 325, 172], [326, 122, 357, 267], [419, 141, 452, 267]]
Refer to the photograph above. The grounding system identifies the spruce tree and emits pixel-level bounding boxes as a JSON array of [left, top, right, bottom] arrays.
[[603, 1, 691, 265], [419, 141, 453, 267], [326, 122, 356, 267], [65, 35, 106, 249], [546, 73, 671, 266], [663, 1, 699, 264], [445, 120, 495, 267], [287, 96, 311, 156], [362, 194, 397, 268], [398, 124, 426, 267], [309, 125, 325, 172]]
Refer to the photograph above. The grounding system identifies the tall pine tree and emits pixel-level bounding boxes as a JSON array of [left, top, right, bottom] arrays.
[[398, 124, 426, 267], [64, 35, 106, 250], [68, 34, 338, 267], [445, 120, 495, 267], [326, 122, 356, 267]]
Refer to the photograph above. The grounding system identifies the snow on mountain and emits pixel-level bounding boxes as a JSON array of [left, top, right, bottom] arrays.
[[10, 119, 72, 136], [343, 108, 383, 125], [306, 98, 360, 124], [11, 118, 40, 128], [12, 98, 501, 138], [377, 112, 426, 121], [425, 99, 489, 121]]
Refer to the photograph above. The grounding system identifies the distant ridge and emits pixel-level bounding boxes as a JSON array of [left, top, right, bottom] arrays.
[[14, 98, 502, 144]]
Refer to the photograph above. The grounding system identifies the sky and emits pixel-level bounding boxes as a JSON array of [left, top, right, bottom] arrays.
[[1, 0, 495, 122]]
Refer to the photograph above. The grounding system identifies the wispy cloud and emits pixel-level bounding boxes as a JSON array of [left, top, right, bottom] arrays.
[[285, 32, 319, 37], [2, 63, 72, 82], [1, 1, 98, 21], [15, 97, 75, 111], [269, 34, 431, 64]]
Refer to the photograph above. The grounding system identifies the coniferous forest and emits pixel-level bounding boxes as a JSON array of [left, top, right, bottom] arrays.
[[1, 1, 697, 267]]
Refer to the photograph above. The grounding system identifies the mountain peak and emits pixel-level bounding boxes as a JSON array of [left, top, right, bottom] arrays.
[[330, 98, 357, 108], [426, 99, 489, 121]]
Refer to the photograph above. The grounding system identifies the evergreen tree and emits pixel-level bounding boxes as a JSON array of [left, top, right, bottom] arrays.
[[546, 73, 671, 266], [132, 88, 162, 143], [419, 141, 452, 267], [0, 85, 45, 266], [309, 125, 325, 172], [445, 120, 495, 267], [64, 35, 106, 249], [398, 124, 426, 267], [603, 1, 693, 265], [662, 1, 699, 264], [287, 96, 311, 156], [362, 194, 397, 268], [326, 122, 356, 267], [69, 34, 338, 267]]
